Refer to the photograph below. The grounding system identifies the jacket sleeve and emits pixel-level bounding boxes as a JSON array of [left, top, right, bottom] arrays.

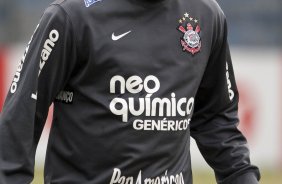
[[190, 14, 260, 184], [0, 4, 77, 184]]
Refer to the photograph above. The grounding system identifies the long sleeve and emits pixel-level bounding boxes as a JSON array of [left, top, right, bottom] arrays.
[[0, 4, 77, 184], [190, 14, 260, 184]]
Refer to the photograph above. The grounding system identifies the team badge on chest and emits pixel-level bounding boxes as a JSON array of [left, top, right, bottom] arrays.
[[177, 13, 201, 55]]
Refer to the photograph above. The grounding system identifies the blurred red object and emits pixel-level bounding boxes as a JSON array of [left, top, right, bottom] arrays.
[[238, 82, 257, 140]]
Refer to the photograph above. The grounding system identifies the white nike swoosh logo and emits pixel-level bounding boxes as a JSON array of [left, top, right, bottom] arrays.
[[112, 30, 131, 41]]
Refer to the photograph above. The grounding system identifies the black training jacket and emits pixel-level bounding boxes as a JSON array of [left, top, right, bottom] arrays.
[[0, 0, 260, 183]]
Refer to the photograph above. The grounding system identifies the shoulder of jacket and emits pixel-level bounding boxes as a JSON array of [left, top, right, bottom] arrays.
[[48, 0, 87, 25], [50, 0, 86, 13], [193, 0, 225, 17], [199, 0, 225, 17], [51, 0, 83, 7]]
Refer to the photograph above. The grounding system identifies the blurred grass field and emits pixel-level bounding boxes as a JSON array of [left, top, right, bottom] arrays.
[[32, 168, 282, 184]]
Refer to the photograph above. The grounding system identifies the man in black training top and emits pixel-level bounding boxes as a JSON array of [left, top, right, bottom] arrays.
[[0, 0, 260, 183]]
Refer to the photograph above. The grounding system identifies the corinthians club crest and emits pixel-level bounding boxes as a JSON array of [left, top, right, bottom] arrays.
[[177, 12, 201, 55]]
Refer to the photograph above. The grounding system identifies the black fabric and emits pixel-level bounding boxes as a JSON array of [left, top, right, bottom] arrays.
[[0, 0, 260, 183]]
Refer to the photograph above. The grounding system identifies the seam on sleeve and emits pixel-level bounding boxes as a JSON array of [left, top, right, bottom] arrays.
[[51, 4, 80, 61]]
